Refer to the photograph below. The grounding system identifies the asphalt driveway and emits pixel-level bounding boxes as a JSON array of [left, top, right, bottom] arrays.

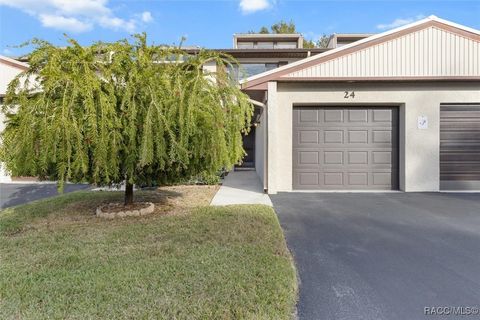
[[0, 183, 90, 209], [271, 192, 480, 320]]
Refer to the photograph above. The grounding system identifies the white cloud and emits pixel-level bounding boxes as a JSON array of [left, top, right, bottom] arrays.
[[239, 0, 272, 14], [0, 0, 149, 33], [39, 14, 93, 32], [99, 16, 136, 33], [47, 0, 110, 16], [141, 11, 153, 23], [376, 15, 426, 30]]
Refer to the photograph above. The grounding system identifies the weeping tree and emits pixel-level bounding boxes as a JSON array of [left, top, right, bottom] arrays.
[[0, 34, 252, 205]]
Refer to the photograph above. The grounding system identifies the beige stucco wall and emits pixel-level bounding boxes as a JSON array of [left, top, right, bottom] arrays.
[[267, 81, 480, 193]]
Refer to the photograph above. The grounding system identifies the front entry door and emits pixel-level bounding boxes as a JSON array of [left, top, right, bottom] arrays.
[[238, 126, 255, 168]]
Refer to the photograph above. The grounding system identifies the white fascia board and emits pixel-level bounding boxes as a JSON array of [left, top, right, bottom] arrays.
[[0, 55, 29, 69]]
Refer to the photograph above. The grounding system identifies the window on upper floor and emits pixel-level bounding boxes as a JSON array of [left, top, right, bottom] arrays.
[[235, 40, 299, 49], [237, 42, 254, 49], [256, 42, 274, 49], [228, 62, 280, 82], [274, 42, 297, 49]]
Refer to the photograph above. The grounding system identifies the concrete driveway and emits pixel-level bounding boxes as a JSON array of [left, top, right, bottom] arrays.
[[0, 183, 90, 209], [271, 192, 480, 320]]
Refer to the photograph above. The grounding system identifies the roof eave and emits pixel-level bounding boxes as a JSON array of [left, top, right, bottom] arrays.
[[0, 55, 29, 70]]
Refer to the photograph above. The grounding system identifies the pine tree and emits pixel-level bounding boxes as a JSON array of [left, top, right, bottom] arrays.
[[0, 34, 252, 205]]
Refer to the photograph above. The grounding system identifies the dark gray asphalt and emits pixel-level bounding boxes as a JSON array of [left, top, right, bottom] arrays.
[[271, 192, 480, 320], [0, 183, 90, 209]]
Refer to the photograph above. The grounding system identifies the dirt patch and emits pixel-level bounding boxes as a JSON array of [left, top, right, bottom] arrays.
[[160, 185, 219, 211], [99, 202, 151, 214]]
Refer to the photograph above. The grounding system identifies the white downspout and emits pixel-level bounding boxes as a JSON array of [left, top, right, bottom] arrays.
[[247, 98, 266, 109]]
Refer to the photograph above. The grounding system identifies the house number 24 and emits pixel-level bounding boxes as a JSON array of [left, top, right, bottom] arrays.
[[344, 91, 355, 99]]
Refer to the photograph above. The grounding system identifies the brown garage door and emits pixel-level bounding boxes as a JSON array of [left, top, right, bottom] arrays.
[[440, 104, 480, 190], [293, 106, 398, 190]]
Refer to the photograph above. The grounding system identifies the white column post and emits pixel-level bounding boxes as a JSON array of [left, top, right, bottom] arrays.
[[267, 81, 277, 194]]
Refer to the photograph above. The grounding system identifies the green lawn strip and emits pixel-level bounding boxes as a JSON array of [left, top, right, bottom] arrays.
[[0, 194, 297, 319]]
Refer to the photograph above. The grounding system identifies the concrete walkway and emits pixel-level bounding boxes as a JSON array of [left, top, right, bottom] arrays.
[[211, 170, 272, 206]]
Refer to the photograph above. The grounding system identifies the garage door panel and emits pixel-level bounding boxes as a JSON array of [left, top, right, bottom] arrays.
[[293, 151, 319, 167], [324, 109, 344, 122], [324, 172, 344, 185], [441, 144, 480, 152], [293, 107, 398, 190], [324, 130, 344, 143], [441, 131, 480, 141], [348, 151, 368, 164], [372, 172, 393, 186], [295, 172, 319, 187], [440, 164, 480, 172], [372, 130, 392, 143], [324, 151, 344, 164], [372, 109, 394, 122], [299, 130, 319, 144], [441, 174, 480, 182], [298, 151, 320, 165], [298, 109, 319, 123], [348, 172, 368, 185], [441, 152, 480, 162], [348, 130, 368, 143], [348, 109, 368, 122], [440, 104, 480, 190], [372, 151, 393, 164]]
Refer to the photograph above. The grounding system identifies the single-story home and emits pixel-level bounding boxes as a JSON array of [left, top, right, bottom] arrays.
[[241, 15, 480, 193]]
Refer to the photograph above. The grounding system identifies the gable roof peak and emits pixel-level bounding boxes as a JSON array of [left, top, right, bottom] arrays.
[[241, 16, 480, 89]]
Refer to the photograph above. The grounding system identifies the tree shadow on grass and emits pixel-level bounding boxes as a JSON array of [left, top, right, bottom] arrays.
[[0, 184, 188, 211], [0, 183, 91, 209]]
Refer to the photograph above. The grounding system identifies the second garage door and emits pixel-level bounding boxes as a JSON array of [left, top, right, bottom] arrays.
[[440, 104, 480, 190], [293, 106, 398, 190]]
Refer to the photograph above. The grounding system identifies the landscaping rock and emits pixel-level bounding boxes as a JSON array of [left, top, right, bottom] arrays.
[[96, 202, 154, 219]]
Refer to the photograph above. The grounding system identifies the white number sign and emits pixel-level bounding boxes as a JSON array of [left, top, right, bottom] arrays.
[[417, 116, 428, 129]]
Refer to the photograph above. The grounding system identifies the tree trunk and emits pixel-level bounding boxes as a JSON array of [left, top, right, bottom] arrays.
[[124, 182, 134, 206]]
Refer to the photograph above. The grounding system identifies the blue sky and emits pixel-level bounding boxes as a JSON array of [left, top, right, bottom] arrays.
[[1, 0, 479, 57]]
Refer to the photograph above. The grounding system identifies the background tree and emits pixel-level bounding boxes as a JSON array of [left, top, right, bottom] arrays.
[[270, 20, 296, 34], [302, 39, 316, 49], [259, 26, 270, 34], [316, 34, 331, 48], [0, 35, 252, 205], [255, 20, 330, 48]]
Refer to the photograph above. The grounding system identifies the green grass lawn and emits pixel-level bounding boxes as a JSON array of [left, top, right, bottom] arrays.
[[0, 186, 297, 319]]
